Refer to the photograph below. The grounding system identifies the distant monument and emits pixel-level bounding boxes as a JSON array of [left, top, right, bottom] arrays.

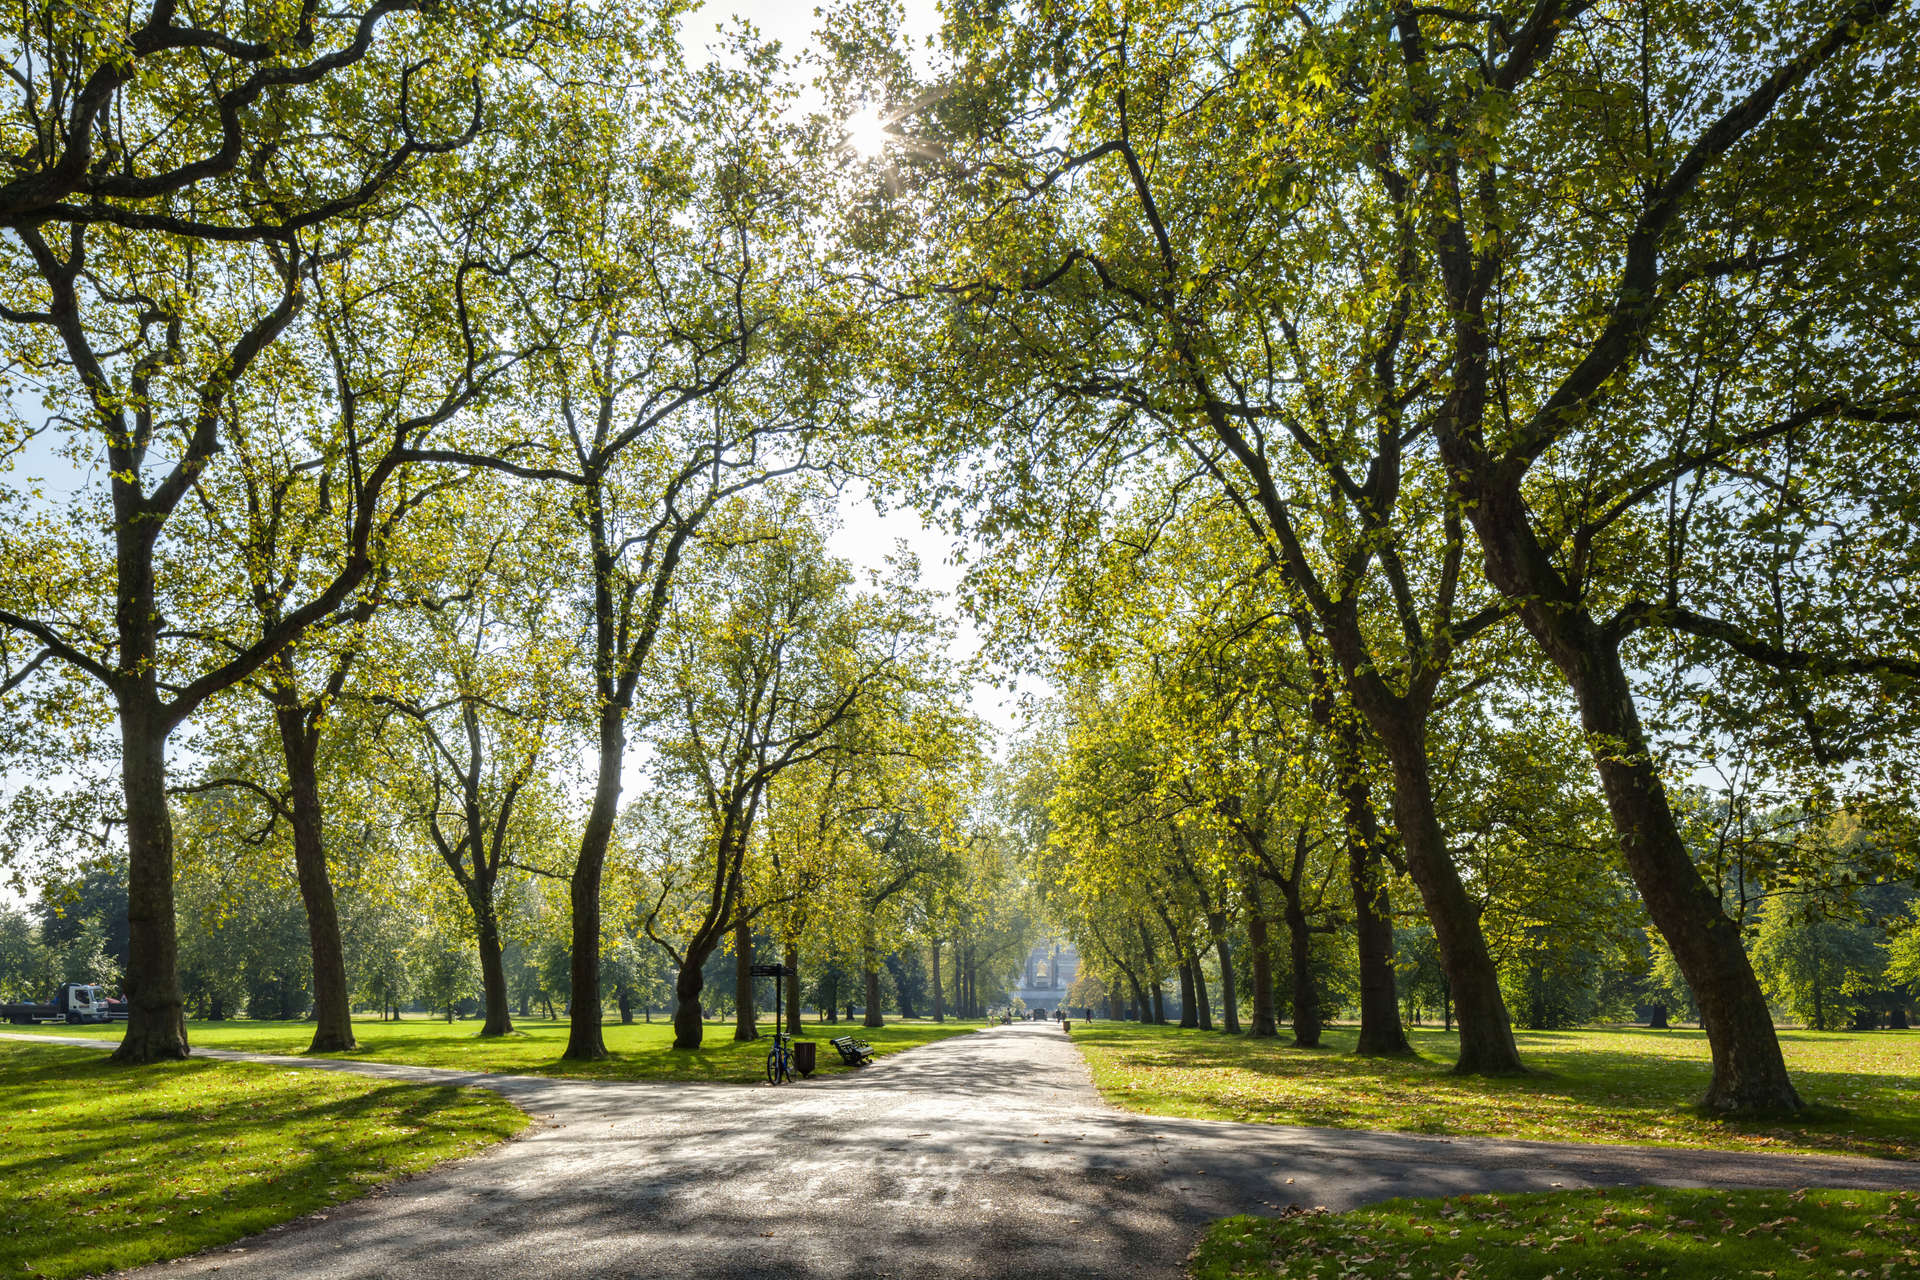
[[1013, 938, 1078, 1015]]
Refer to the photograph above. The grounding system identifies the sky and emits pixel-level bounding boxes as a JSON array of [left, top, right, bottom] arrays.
[[681, 0, 1025, 738]]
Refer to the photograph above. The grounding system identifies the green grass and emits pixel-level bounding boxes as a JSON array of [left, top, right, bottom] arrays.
[[1072, 1022, 1920, 1159], [1189, 1187, 1920, 1280], [6, 1014, 984, 1083], [0, 1042, 524, 1280]]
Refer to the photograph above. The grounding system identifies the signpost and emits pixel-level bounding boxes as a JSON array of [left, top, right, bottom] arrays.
[[749, 962, 792, 1038]]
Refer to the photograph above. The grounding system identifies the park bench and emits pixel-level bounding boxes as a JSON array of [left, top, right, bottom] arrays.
[[830, 1035, 875, 1067]]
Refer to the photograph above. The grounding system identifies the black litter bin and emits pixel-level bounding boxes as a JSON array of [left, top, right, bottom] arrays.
[[793, 1039, 817, 1078]]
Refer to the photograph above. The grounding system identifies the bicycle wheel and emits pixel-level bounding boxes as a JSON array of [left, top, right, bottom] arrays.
[[766, 1046, 781, 1085]]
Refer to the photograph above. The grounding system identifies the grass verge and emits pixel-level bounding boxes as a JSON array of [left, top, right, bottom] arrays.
[[4, 1015, 985, 1084], [1190, 1187, 1920, 1280], [1072, 1022, 1920, 1159], [0, 1043, 524, 1280]]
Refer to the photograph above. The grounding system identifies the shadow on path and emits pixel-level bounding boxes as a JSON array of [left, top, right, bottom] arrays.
[[6, 1025, 1917, 1279]]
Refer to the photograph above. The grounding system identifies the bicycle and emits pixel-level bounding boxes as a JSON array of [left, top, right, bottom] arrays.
[[766, 1031, 794, 1085]]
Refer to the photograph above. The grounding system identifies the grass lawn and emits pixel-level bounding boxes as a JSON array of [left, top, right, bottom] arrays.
[[6, 1014, 985, 1084], [0, 1043, 524, 1280], [1072, 1022, 1920, 1159], [1190, 1187, 1920, 1280]]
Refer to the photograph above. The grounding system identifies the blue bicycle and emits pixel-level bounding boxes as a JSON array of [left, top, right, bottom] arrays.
[[766, 1031, 794, 1085]]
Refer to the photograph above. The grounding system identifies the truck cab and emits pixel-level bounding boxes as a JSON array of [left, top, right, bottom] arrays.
[[54, 983, 114, 1025]]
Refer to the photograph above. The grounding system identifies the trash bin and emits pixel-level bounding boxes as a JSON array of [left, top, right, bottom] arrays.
[[793, 1039, 817, 1078]]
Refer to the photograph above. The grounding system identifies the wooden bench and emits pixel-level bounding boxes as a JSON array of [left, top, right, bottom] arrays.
[[830, 1035, 875, 1067]]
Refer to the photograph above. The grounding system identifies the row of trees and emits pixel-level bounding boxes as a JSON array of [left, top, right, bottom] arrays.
[[2, 0, 1914, 1120], [0, 1, 1044, 1062], [835, 0, 1918, 1114]]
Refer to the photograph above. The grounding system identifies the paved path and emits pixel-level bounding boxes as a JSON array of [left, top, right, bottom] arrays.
[[11, 1025, 1920, 1278]]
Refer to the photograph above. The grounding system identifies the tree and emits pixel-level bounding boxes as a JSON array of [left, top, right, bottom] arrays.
[[0, 19, 567, 1058], [1753, 897, 1885, 1032], [0, 1, 542, 238], [643, 515, 959, 1049], [370, 484, 577, 1036], [877, 0, 1528, 1073], [1350, 0, 1918, 1110], [0, 906, 53, 1000], [410, 921, 483, 1024], [416, 30, 855, 1061]]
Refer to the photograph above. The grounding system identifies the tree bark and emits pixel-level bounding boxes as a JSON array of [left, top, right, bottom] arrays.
[[891, 956, 916, 1019], [564, 709, 626, 1061], [1569, 632, 1798, 1107], [734, 915, 757, 1042], [672, 958, 706, 1050], [784, 942, 802, 1035], [1176, 955, 1198, 1028], [1278, 883, 1322, 1048], [465, 882, 513, 1037], [929, 936, 945, 1022], [1191, 942, 1214, 1031], [1377, 714, 1523, 1074], [1433, 336, 1798, 1103], [1243, 876, 1278, 1038], [274, 704, 356, 1055], [863, 931, 884, 1028], [1207, 912, 1240, 1033], [1135, 921, 1167, 1024], [1332, 715, 1410, 1056], [1153, 903, 1197, 1028], [617, 985, 633, 1024], [111, 701, 190, 1063]]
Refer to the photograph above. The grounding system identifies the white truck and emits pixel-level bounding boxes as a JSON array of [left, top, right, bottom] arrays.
[[1, 982, 127, 1025]]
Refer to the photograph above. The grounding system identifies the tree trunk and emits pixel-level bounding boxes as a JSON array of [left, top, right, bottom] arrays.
[[1177, 956, 1198, 1028], [617, 985, 633, 1024], [929, 937, 945, 1022], [672, 958, 707, 1050], [1191, 944, 1214, 1031], [863, 931, 884, 1028], [1568, 636, 1800, 1108], [274, 706, 356, 1055], [112, 702, 190, 1064], [1136, 922, 1168, 1024], [1279, 885, 1322, 1049], [564, 711, 625, 1061], [785, 942, 802, 1035], [1376, 715, 1523, 1074], [734, 915, 758, 1042], [894, 966, 916, 1020], [1243, 877, 1278, 1038], [464, 882, 513, 1037], [1335, 719, 1410, 1056], [1444, 431, 1797, 1106], [1208, 912, 1240, 1033]]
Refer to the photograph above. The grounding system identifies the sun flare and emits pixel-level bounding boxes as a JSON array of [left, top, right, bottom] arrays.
[[844, 105, 893, 160]]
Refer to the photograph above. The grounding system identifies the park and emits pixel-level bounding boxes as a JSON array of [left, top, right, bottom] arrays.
[[0, 0, 1916, 1276]]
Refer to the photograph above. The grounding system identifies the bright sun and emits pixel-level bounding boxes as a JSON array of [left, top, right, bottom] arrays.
[[845, 105, 892, 160]]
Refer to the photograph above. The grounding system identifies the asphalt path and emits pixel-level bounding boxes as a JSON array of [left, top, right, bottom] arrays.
[[10, 1023, 1920, 1278]]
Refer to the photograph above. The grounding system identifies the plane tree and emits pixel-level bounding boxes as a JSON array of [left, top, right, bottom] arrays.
[[363, 481, 579, 1036], [0, 9, 606, 1061], [639, 510, 956, 1050]]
